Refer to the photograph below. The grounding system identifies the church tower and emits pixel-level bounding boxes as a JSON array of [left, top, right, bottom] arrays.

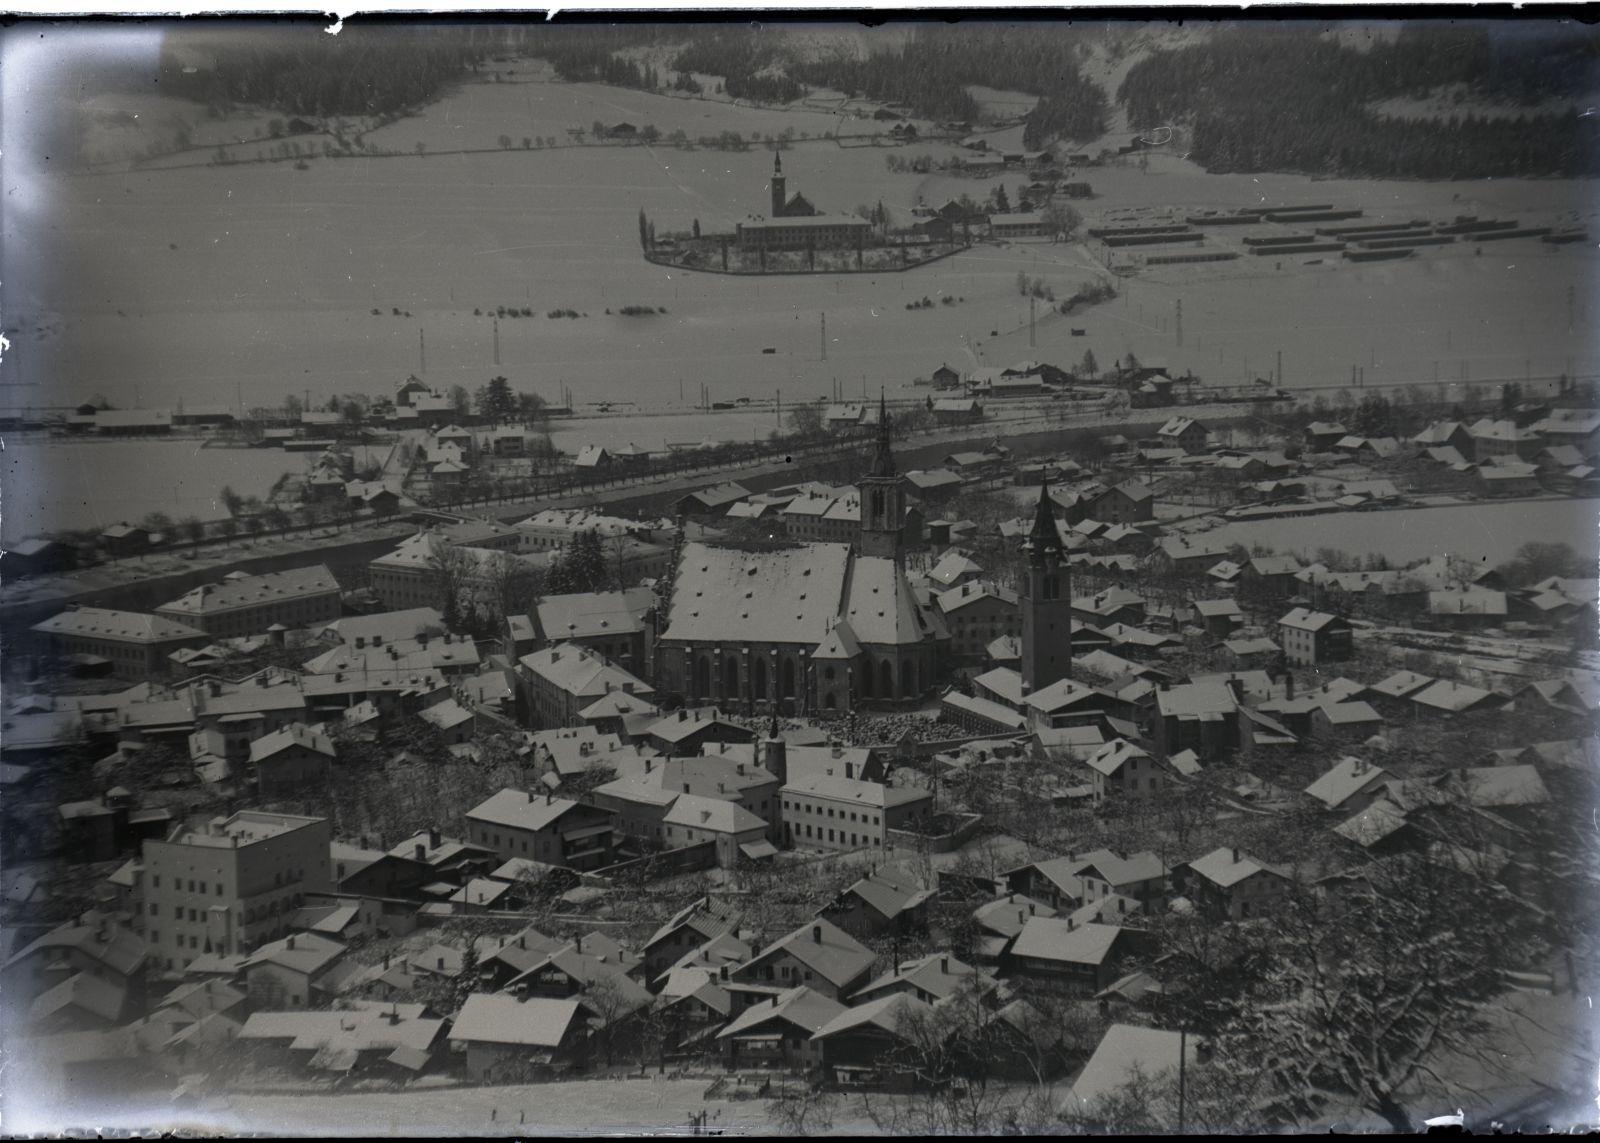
[[1021, 476, 1071, 692], [770, 152, 787, 218], [858, 395, 906, 560]]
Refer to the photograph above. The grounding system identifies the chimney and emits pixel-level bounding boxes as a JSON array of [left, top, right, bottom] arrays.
[[429, 826, 441, 850], [1029, 903, 1036, 915], [941, 956, 949, 974], [383, 953, 391, 969], [1233, 847, 1241, 863], [575, 934, 583, 953], [1285, 673, 1296, 700], [679, 709, 688, 722], [645, 758, 653, 773], [831, 744, 842, 759], [736, 762, 745, 775], [812, 925, 822, 944], [719, 964, 729, 981], [844, 762, 854, 780], [287, 935, 296, 950], [438, 956, 446, 970], [414, 843, 426, 861]]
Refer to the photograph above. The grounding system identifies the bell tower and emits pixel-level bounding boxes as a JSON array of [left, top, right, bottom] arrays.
[[771, 152, 787, 218], [858, 395, 905, 560], [1021, 476, 1071, 692]]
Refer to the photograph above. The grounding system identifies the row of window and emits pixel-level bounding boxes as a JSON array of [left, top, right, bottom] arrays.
[[797, 822, 880, 847], [783, 800, 880, 826]]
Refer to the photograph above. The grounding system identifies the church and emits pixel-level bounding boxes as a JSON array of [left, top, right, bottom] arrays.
[[655, 401, 949, 716], [735, 154, 874, 253]]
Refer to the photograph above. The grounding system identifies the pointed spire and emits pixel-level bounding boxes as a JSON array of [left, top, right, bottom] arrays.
[[1027, 473, 1063, 557], [774, 151, 782, 176], [871, 390, 895, 477]]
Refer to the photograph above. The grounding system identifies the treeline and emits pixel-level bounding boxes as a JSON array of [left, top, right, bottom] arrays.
[[671, 31, 804, 103], [1119, 23, 1600, 178], [159, 25, 487, 118], [787, 25, 1107, 144]]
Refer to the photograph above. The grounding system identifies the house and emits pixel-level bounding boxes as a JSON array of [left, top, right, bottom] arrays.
[[1172, 847, 1291, 920], [849, 952, 983, 1007], [99, 523, 151, 559], [1409, 679, 1505, 719], [236, 1001, 444, 1076], [1192, 598, 1244, 637], [715, 985, 842, 1071], [1242, 555, 1303, 598], [640, 898, 744, 983], [780, 767, 932, 852], [1002, 849, 1167, 913], [1304, 756, 1395, 814], [1085, 739, 1178, 802], [1155, 416, 1208, 454], [155, 565, 342, 638], [1304, 421, 1349, 451], [247, 723, 335, 797], [729, 919, 875, 1002], [1004, 920, 1140, 996], [1477, 464, 1541, 498], [810, 992, 935, 1091], [820, 863, 934, 939], [5, 537, 79, 579], [936, 581, 1019, 660], [2, 911, 149, 1015], [1469, 418, 1543, 462], [240, 932, 346, 1009], [1309, 700, 1384, 742], [1428, 589, 1509, 628], [673, 482, 751, 519], [464, 790, 615, 871], [660, 794, 769, 868], [449, 993, 588, 1079], [1088, 480, 1155, 524], [1151, 680, 1240, 761], [931, 396, 984, 426], [1277, 608, 1352, 667]]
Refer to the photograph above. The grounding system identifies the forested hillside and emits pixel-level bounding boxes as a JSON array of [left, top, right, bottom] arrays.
[[788, 24, 1109, 144], [159, 24, 488, 118], [1119, 23, 1600, 178]]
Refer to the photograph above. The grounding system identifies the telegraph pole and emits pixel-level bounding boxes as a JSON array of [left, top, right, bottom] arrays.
[[493, 319, 500, 366], [1178, 1029, 1187, 1136], [1175, 299, 1183, 348], [821, 312, 827, 362], [1275, 348, 1281, 385], [1029, 295, 1037, 349], [419, 329, 426, 374]]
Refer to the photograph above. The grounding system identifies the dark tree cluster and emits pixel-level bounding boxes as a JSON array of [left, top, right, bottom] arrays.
[[159, 25, 486, 118], [1119, 23, 1600, 178], [671, 32, 803, 104]]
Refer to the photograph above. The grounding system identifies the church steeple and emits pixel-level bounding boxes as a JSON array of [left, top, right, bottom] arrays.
[[771, 151, 787, 218], [858, 392, 904, 559], [1021, 475, 1071, 692], [871, 393, 896, 478]]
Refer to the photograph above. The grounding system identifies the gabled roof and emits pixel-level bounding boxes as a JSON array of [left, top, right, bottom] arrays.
[[810, 992, 933, 1041], [851, 952, 981, 1004], [662, 793, 765, 836], [248, 722, 335, 764], [450, 993, 581, 1047], [717, 985, 845, 1040], [1085, 738, 1151, 778], [34, 607, 205, 644], [158, 564, 339, 617], [1068, 1023, 1199, 1115], [739, 918, 874, 989], [467, 789, 592, 833], [1279, 606, 1344, 632], [1011, 919, 1125, 965], [1182, 847, 1288, 889], [836, 864, 933, 921], [1305, 756, 1392, 810], [241, 932, 345, 977]]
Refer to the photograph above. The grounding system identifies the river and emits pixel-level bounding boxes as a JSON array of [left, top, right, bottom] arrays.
[[1204, 497, 1600, 567]]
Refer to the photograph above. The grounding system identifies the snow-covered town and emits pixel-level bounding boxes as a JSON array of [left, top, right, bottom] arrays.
[[4, 17, 1597, 1138]]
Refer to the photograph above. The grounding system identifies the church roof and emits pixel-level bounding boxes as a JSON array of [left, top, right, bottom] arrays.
[[843, 555, 935, 647], [662, 542, 851, 646]]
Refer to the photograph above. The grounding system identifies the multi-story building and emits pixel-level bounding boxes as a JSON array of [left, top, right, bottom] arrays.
[[530, 589, 655, 675], [367, 533, 552, 611], [517, 643, 655, 730], [155, 565, 342, 638], [936, 581, 1020, 661], [780, 771, 931, 852], [463, 789, 616, 871], [31, 607, 208, 680], [140, 810, 333, 970], [1278, 608, 1353, 667]]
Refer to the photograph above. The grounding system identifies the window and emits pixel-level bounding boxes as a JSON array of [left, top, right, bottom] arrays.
[[149, 903, 159, 916], [216, 883, 224, 895]]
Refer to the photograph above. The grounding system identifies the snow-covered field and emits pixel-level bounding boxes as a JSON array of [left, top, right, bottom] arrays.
[[12, 66, 1597, 427]]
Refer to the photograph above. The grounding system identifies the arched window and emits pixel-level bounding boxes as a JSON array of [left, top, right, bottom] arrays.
[[879, 660, 894, 697], [694, 655, 711, 699], [753, 657, 768, 702], [824, 692, 837, 710], [902, 659, 916, 697], [872, 489, 885, 519], [823, 665, 836, 683], [782, 658, 796, 698], [723, 656, 740, 697], [860, 665, 874, 698]]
